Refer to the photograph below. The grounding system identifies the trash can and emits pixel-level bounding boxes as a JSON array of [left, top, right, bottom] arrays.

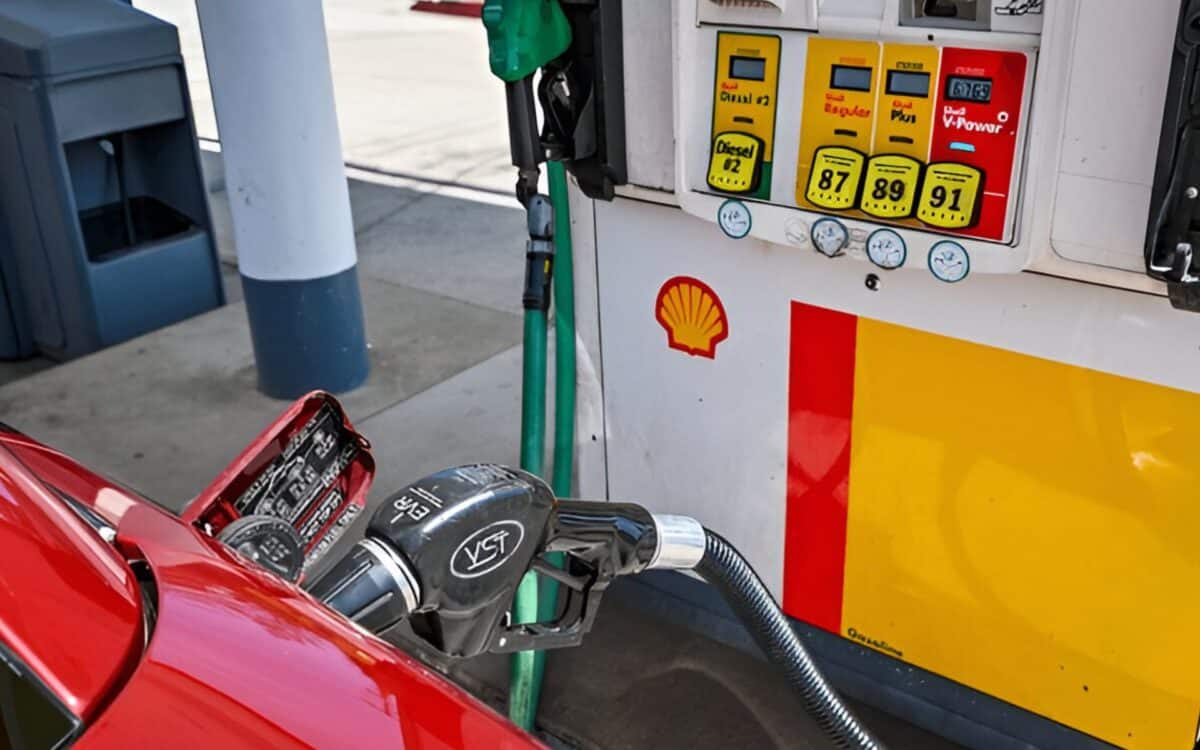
[[0, 0, 225, 361]]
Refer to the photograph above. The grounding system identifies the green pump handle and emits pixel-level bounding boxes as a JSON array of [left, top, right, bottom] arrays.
[[482, 0, 572, 83]]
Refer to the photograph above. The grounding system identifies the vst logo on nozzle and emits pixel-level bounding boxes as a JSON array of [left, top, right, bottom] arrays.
[[451, 520, 526, 579]]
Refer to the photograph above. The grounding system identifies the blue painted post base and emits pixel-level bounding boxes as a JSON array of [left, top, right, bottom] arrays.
[[241, 266, 370, 399]]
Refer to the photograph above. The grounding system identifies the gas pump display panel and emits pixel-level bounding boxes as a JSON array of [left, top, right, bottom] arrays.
[[794, 40, 1027, 241], [707, 33, 781, 200], [692, 30, 1033, 274]]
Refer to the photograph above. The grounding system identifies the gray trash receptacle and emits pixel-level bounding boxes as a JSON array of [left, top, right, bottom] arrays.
[[0, 0, 224, 361]]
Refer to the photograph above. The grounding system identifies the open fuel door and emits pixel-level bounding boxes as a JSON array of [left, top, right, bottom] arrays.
[[182, 391, 374, 582], [1147, 0, 1200, 310]]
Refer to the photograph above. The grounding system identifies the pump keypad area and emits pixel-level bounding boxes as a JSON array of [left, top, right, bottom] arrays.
[[706, 34, 1028, 244]]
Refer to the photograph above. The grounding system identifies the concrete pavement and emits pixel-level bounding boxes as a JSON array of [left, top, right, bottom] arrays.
[[0, 2, 533, 510], [138, 0, 517, 195]]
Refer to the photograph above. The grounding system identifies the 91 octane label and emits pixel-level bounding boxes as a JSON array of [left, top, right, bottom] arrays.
[[707, 132, 764, 194], [916, 162, 984, 229], [859, 154, 922, 219], [805, 146, 866, 210]]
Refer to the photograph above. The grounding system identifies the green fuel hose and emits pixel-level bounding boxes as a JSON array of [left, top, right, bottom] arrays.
[[517, 308, 548, 479], [510, 161, 575, 730], [548, 161, 576, 503], [510, 303, 546, 728]]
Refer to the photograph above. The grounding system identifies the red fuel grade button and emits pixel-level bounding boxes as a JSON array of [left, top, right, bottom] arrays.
[[928, 48, 1028, 242]]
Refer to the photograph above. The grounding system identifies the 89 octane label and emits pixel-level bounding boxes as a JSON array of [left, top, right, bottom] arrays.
[[860, 155, 921, 219]]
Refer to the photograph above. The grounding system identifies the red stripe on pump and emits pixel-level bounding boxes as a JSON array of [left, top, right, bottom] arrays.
[[783, 302, 857, 633]]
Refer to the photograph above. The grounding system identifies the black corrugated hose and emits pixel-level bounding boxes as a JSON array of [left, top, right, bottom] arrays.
[[694, 530, 885, 750]]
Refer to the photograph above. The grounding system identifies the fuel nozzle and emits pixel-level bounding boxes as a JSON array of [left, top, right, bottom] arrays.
[[308, 464, 554, 657], [310, 464, 705, 658], [311, 465, 879, 749]]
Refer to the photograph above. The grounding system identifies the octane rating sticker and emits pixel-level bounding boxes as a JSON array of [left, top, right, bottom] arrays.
[[917, 162, 984, 229], [860, 154, 922, 219], [805, 146, 866, 210], [717, 199, 752, 239]]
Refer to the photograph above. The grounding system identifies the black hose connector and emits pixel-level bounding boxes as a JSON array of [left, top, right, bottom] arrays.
[[523, 249, 553, 311], [522, 194, 555, 311], [695, 530, 884, 750]]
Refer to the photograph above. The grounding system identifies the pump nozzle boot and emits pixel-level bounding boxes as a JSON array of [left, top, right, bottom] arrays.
[[309, 465, 555, 657]]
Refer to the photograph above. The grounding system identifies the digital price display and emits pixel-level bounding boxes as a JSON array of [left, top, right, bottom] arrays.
[[916, 162, 984, 229], [945, 75, 993, 103], [730, 56, 766, 81], [804, 146, 867, 210], [859, 154, 923, 219], [707, 132, 764, 194], [886, 70, 931, 98], [830, 65, 873, 92]]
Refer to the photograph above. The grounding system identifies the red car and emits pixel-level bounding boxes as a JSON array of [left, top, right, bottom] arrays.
[[0, 394, 541, 749]]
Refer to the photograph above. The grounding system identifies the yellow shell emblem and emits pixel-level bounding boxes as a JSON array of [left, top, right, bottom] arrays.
[[655, 276, 729, 359]]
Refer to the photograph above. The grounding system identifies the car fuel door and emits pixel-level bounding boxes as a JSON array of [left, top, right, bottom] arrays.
[[182, 391, 374, 582]]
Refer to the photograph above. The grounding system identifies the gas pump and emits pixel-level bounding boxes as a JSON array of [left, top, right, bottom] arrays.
[[516, 1, 1200, 748]]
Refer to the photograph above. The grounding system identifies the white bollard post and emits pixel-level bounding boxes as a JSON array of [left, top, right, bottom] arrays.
[[195, 0, 368, 398]]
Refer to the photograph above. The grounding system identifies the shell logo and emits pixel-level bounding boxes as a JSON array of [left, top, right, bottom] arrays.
[[655, 276, 729, 359]]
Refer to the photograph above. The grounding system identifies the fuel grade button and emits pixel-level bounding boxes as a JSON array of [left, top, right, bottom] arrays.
[[804, 146, 866, 210], [707, 132, 764, 194], [860, 154, 922, 219], [916, 162, 983, 229]]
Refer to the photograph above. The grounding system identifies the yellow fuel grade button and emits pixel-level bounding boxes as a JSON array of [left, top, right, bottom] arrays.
[[707, 132, 764, 194], [804, 146, 866, 211], [916, 162, 984, 229], [860, 154, 922, 219]]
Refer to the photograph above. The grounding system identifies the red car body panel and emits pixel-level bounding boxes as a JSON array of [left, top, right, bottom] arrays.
[[0, 444, 142, 721], [0, 431, 543, 750]]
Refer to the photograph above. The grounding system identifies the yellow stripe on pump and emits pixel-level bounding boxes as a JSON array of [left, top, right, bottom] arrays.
[[842, 317, 1200, 750]]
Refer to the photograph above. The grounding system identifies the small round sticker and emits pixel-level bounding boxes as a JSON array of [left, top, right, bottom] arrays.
[[717, 199, 752, 239], [867, 228, 907, 270], [810, 217, 849, 258], [928, 240, 970, 283]]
